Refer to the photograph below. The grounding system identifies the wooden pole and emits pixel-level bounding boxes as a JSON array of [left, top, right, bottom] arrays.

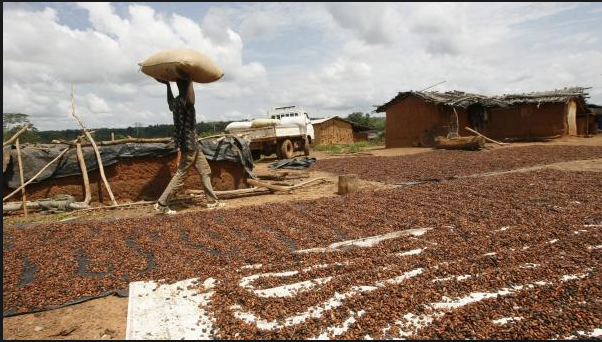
[[188, 187, 273, 199], [338, 174, 358, 195], [3, 147, 70, 202], [54, 137, 173, 147], [3, 123, 31, 147], [247, 177, 326, 192], [70, 85, 117, 205], [464, 127, 507, 146], [76, 142, 92, 205], [247, 178, 292, 192], [448, 108, 460, 138], [63, 200, 156, 215], [15, 138, 28, 216], [111, 132, 115, 141], [175, 150, 181, 169]]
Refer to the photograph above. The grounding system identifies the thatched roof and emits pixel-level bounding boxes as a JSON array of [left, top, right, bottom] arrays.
[[375, 87, 590, 113], [495, 87, 589, 105], [375, 90, 507, 113], [588, 104, 602, 116], [311, 117, 374, 132]]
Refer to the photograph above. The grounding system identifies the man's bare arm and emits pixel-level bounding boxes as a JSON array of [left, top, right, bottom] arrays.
[[156, 78, 175, 110], [186, 81, 195, 105]]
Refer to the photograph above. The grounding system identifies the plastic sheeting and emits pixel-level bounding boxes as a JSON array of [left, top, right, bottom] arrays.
[[268, 157, 316, 170], [3, 136, 255, 189]]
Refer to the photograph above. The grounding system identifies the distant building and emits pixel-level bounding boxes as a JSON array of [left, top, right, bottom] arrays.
[[588, 104, 602, 132], [375, 87, 594, 148], [311, 117, 374, 145]]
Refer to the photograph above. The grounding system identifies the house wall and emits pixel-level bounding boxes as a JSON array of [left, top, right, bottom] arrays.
[[576, 115, 596, 135], [353, 131, 369, 142], [314, 119, 354, 145], [484, 103, 567, 139], [385, 96, 470, 148]]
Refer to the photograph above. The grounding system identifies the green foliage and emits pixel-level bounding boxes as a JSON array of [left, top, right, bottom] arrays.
[[313, 140, 382, 155], [30, 121, 234, 143], [313, 145, 343, 153], [3, 113, 41, 144], [345, 112, 385, 131], [3, 113, 30, 130]]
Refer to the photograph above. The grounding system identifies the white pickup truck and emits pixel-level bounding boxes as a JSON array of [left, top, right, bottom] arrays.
[[225, 106, 315, 160]]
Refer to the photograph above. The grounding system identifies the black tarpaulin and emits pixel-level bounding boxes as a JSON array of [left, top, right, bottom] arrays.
[[3, 136, 255, 189]]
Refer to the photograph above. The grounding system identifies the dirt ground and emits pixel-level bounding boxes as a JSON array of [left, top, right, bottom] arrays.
[[2, 296, 126, 340], [3, 135, 601, 340]]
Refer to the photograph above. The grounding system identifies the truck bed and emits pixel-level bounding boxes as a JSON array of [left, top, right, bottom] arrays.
[[229, 125, 306, 141]]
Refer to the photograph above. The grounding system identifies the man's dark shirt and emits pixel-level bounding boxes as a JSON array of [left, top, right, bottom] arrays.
[[169, 96, 198, 152]]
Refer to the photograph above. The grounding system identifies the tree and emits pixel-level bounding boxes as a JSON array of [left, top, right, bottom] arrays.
[[3, 113, 40, 144], [345, 112, 385, 132]]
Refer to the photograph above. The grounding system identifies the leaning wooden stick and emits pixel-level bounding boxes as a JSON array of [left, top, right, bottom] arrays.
[[464, 127, 507, 146], [3, 147, 70, 202], [15, 138, 28, 215], [70, 85, 117, 205], [76, 142, 92, 205], [247, 177, 326, 192], [187, 187, 273, 199], [3, 123, 31, 147]]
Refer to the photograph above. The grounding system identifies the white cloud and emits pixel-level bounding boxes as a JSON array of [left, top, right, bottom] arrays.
[[3, 3, 267, 129], [3, 2, 601, 132], [239, 11, 278, 41], [325, 2, 401, 45]]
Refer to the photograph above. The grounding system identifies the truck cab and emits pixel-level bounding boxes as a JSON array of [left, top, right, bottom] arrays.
[[268, 106, 314, 144]]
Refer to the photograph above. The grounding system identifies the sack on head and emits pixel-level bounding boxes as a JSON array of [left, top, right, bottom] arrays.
[[139, 48, 224, 83]]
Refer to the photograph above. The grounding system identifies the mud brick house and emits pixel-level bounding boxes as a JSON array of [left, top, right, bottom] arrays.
[[494, 88, 593, 139], [311, 117, 374, 145], [376, 87, 593, 148]]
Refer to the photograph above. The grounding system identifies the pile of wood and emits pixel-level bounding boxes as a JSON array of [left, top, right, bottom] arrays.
[[434, 136, 485, 151], [434, 127, 508, 151], [187, 171, 326, 199]]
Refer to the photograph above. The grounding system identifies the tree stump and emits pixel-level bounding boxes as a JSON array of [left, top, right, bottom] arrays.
[[338, 174, 359, 195]]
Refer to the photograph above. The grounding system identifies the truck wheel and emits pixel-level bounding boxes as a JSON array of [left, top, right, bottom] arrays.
[[303, 138, 310, 156], [279, 139, 294, 159]]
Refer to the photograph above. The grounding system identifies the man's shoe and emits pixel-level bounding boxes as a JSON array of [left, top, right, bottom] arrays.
[[206, 200, 226, 209], [154, 203, 176, 215]]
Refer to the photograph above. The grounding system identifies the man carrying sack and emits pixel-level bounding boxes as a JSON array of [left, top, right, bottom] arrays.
[[153, 79, 225, 214], [139, 48, 226, 214]]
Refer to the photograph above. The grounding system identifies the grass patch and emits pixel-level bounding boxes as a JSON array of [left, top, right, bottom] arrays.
[[313, 145, 343, 153], [314, 140, 382, 155]]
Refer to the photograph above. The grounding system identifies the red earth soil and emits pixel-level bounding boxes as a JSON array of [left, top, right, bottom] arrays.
[[3, 155, 248, 204]]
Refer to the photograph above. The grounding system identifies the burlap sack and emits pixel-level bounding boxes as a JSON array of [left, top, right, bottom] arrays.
[[139, 49, 223, 83], [251, 119, 280, 128]]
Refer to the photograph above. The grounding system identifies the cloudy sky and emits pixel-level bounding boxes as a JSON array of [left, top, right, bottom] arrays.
[[3, 2, 602, 130]]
